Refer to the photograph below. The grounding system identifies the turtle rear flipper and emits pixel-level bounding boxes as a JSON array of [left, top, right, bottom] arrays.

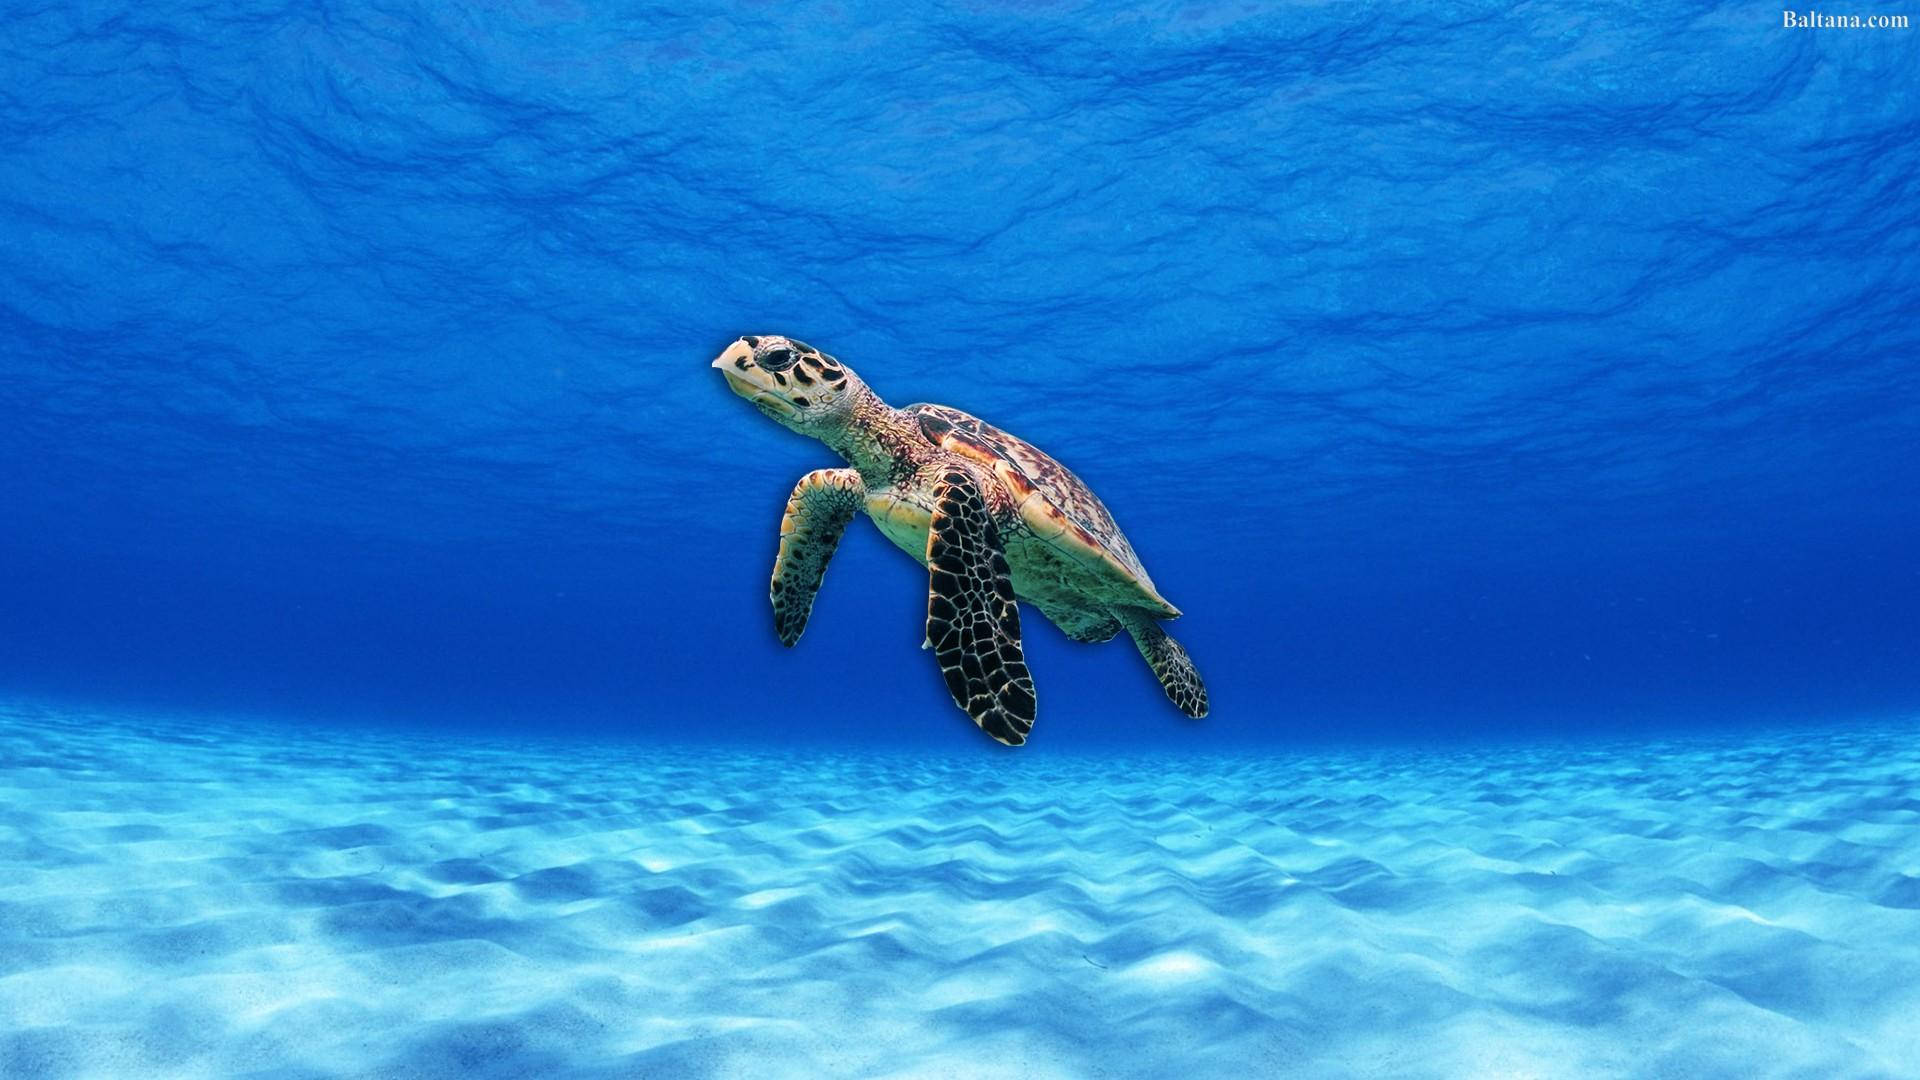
[[1120, 608, 1209, 718], [926, 468, 1036, 746], [771, 468, 866, 647]]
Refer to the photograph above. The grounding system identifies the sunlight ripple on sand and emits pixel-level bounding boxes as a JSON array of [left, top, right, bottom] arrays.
[[2, 706, 1919, 1078]]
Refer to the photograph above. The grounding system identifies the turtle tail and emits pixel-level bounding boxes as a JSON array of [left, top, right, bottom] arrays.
[[1119, 608, 1208, 719]]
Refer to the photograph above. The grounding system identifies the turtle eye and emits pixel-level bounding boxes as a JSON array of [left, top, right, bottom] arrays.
[[758, 346, 796, 372]]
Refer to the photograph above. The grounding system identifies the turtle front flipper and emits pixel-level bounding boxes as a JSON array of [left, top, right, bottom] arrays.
[[771, 468, 867, 646], [925, 467, 1037, 746]]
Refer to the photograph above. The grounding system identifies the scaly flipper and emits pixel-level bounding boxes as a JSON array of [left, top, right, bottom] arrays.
[[771, 468, 866, 647], [1119, 608, 1209, 718], [926, 467, 1037, 746]]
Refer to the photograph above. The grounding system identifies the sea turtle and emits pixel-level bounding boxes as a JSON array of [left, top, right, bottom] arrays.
[[712, 334, 1208, 746]]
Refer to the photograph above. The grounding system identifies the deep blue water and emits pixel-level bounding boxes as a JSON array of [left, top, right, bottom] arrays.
[[3, 0, 1916, 750], [6, 5, 1920, 1075]]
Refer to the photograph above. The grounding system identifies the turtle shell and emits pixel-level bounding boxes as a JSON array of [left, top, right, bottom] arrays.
[[903, 403, 1181, 618]]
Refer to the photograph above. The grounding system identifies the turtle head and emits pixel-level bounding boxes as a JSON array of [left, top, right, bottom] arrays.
[[712, 335, 866, 437]]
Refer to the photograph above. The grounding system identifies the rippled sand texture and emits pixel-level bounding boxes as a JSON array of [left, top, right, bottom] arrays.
[[2, 708, 1919, 1078]]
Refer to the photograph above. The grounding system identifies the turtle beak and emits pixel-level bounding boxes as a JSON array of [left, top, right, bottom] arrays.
[[712, 338, 797, 419]]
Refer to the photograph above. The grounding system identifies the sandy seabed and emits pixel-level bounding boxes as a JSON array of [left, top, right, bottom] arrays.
[[1, 705, 1918, 1079]]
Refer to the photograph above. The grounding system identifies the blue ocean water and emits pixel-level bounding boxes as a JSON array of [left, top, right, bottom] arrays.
[[2, 0, 1918, 1075]]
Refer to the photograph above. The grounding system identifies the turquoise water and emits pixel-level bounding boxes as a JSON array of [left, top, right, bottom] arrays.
[[5, 706, 1919, 1077]]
